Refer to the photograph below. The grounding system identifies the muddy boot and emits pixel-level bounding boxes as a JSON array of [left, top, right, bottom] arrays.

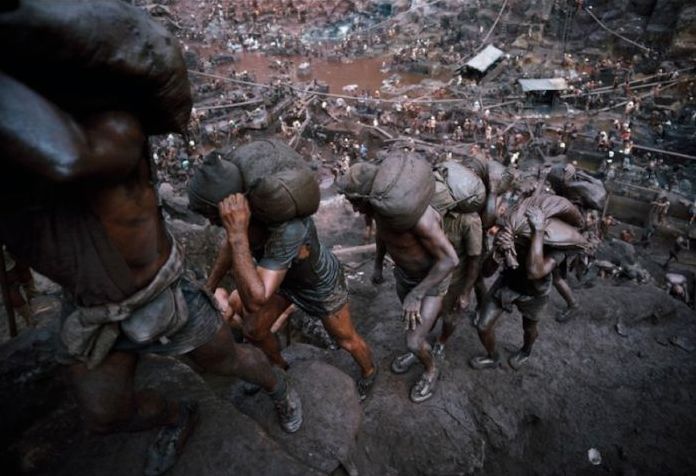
[[508, 351, 531, 371], [409, 368, 439, 403], [555, 304, 579, 323], [390, 352, 418, 374], [357, 367, 378, 402], [269, 370, 303, 433], [431, 342, 445, 362], [469, 354, 500, 370], [144, 400, 199, 476]]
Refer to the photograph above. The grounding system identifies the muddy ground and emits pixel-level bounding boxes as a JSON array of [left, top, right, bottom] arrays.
[[2, 0, 696, 474], [2, 195, 696, 475]]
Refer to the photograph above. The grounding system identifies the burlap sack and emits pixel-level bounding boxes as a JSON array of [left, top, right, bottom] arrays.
[[369, 151, 434, 231], [0, 0, 192, 134], [431, 161, 486, 214], [548, 165, 607, 211], [504, 193, 587, 249], [230, 139, 302, 185], [230, 140, 320, 224], [249, 168, 321, 224]]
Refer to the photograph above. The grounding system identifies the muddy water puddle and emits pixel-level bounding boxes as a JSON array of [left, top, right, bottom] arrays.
[[210, 51, 450, 96]]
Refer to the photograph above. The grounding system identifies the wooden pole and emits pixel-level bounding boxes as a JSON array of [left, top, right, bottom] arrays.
[[0, 246, 18, 338]]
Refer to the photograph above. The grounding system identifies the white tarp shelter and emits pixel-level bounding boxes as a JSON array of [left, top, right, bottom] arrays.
[[464, 45, 504, 73], [518, 78, 569, 92]]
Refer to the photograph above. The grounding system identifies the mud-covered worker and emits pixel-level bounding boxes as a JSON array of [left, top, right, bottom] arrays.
[[599, 214, 617, 240], [471, 207, 564, 371], [197, 190, 378, 401], [341, 184, 458, 403], [665, 273, 690, 305], [650, 194, 670, 225], [664, 235, 690, 268], [0, 78, 302, 476], [430, 211, 482, 359]]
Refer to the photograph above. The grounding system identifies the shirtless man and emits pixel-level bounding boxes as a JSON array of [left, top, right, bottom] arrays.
[[665, 273, 690, 305], [664, 235, 690, 268], [650, 194, 670, 225], [471, 207, 564, 370], [190, 175, 377, 400], [341, 179, 458, 403], [0, 74, 301, 475]]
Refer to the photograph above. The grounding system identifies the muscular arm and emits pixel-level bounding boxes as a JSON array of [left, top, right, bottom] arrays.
[[227, 232, 287, 314], [526, 227, 557, 280], [205, 239, 234, 292], [219, 194, 287, 314], [0, 72, 143, 182], [525, 207, 557, 280]]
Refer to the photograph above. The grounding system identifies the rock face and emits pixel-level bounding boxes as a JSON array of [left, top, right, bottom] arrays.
[[57, 356, 319, 476], [0, 321, 68, 475], [2, 203, 696, 475], [226, 355, 363, 474], [342, 268, 696, 475], [0, 323, 318, 476]]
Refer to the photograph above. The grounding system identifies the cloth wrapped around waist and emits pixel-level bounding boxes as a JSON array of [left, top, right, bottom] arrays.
[[60, 237, 188, 369]]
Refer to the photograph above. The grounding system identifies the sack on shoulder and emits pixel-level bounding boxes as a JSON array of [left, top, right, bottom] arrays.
[[231, 139, 320, 223], [431, 161, 486, 214], [369, 151, 434, 231]]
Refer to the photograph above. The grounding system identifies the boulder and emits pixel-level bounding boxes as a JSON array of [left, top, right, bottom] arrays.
[[226, 357, 362, 474], [0, 320, 318, 476], [55, 355, 317, 476]]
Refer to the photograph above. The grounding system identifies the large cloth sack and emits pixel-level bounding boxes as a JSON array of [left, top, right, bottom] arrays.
[[336, 162, 379, 198], [460, 155, 514, 194], [188, 151, 243, 213], [431, 161, 486, 214], [230, 139, 302, 184], [504, 193, 587, 249], [229, 139, 320, 224], [548, 165, 607, 211], [249, 168, 320, 224], [369, 151, 434, 231], [0, 0, 192, 134]]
